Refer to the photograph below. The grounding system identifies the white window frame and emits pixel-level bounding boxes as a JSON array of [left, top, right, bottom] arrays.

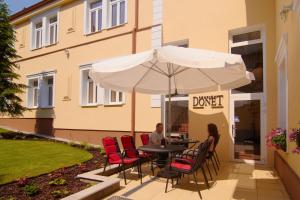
[[86, 76, 98, 105], [34, 22, 43, 49], [228, 25, 267, 164], [30, 8, 59, 50], [89, 0, 103, 33], [27, 77, 39, 108], [108, 90, 124, 105], [275, 33, 289, 131], [84, 0, 107, 34], [109, 0, 127, 27], [26, 71, 56, 109], [48, 16, 58, 45]]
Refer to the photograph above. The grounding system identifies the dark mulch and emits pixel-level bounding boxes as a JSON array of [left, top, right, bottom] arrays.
[[0, 141, 106, 200]]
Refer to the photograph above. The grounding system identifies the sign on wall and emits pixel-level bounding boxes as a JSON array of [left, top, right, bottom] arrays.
[[193, 95, 224, 109]]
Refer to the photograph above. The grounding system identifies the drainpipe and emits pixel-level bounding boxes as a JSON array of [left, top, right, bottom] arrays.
[[131, 0, 139, 140]]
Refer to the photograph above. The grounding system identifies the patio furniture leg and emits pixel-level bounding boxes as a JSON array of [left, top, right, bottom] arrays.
[[103, 159, 108, 174], [151, 159, 154, 176], [139, 162, 142, 184], [193, 172, 202, 199], [213, 154, 219, 170], [214, 151, 220, 165], [205, 161, 213, 180], [165, 178, 169, 193], [201, 166, 210, 189], [210, 158, 218, 175], [171, 178, 174, 187], [122, 164, 127, 185]]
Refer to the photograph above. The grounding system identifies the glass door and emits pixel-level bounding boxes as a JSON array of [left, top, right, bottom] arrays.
[[230, 94, 265, 163]]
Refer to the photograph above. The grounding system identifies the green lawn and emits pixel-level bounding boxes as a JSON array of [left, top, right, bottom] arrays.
[[0, 128, 10, 133], [0, 140, 93, 185]]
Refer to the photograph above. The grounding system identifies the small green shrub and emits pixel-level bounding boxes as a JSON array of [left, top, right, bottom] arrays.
[[0, 196, 15, 200], [49, 178, 66, 186], [80, 141, 93, 150], [51, 189, 70, 198], [99, 147, 106, 155], [68, 141, 77, 147], [23, 184, 39, 196]]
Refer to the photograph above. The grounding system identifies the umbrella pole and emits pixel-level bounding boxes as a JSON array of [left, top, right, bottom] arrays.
[[168, 76, 171, 137]]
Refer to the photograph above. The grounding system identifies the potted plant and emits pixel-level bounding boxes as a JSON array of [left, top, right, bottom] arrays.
[[289, 128, 300, 154], [266, 128, 287, 152]]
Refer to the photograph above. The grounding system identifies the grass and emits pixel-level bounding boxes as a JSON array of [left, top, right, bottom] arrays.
[[0, 128, 10, 133], [0, 140, 93, 185]]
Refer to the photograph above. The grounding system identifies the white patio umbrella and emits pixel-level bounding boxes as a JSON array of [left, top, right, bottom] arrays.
[[90, 46, 254, 134]]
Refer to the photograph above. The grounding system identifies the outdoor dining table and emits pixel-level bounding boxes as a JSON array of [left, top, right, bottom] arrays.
[[138, 144, 187, 154], [170, 138, 199, 148]]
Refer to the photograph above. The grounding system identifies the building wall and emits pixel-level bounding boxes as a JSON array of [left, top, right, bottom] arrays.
[[163, 0, 276, 165], [275, 0, 300, 177], [6, 0, 161, 136]]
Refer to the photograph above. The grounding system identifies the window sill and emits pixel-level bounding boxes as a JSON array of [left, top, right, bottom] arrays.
[[27, 106, 54, 110], [31, 47, 43, 51], [106, 23, 127, 31], [84, 23, 127, 36], [104, 103, 125, 107], [81, 104, 99, 108], [45, 42, 58, 48]]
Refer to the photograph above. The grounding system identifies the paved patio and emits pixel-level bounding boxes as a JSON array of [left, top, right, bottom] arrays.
[[105, 162, 290, 200]]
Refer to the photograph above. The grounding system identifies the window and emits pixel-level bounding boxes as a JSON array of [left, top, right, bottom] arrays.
[[80, 68, 124, 106], [87, 75, 98, 104], [28, 78, 39, 108], [230, 29, 264, 94], [89, 0, 103, 32], [109, 0, 126, 27], [108, 90, 123, 104], [30, 8, 59, 49], [34, 22, 43, 49], [48, 16, 58, 45], [27, 72, 55, 108]]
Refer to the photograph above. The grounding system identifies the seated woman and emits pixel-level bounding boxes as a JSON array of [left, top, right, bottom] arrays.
[[207, 123, 219, 156]]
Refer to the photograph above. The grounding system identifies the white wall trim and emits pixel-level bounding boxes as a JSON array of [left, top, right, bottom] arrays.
[[275, 33, 288, 66], [294, 0, 300, 17]]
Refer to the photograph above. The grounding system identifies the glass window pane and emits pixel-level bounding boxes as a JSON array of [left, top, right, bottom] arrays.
[[36, 22, 42, 28], [90, 11, 97, 32], [118, 92, 123, 102], [36, 30, 41, 48], [88, 81, 94, 103], [97, 9, 102, 30], [34, 88, 38, 107], [110, 90, 116, 102], [50, 26, 54, 44], [165, 100, 189, 133], [90, 0, 102, 9], [49, 16, 57, 24], [111, 4, 117, 26], [48, 86, 53, 106], [47, 77, 53, 85], [33, 80, 38, 87], [232, 31, 261, 43], [234, 100, 261, 160], [231, 43, 263, 93], [120, 1, 125, 24]]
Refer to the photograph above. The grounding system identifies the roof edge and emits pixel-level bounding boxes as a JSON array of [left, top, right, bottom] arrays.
[[9, 0, 56, 21]]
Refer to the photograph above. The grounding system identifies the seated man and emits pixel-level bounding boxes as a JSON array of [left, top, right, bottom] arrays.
[[150, 123, 164, 145], [150, 123, 168, 168]]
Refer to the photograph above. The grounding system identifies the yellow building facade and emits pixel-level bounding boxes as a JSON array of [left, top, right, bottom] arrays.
[[1, 0, 300, 197]]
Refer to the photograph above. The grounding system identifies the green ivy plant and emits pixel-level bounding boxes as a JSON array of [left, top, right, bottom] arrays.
[[23, 184, 39, 196], [49, 178, 67, 186], [51, 189, 70, 198]]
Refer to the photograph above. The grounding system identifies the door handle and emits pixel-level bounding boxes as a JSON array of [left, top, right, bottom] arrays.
[[232, 125, 236, 138]]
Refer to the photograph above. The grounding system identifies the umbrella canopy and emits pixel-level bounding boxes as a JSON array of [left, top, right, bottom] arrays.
[[90, 45, 254, 95]]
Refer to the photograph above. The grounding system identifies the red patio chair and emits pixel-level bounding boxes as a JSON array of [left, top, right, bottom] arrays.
[[121, 135, 154, 176], [169, 139, 211, 199], [140, 133, 149, 145], [102, 137, 141, 185]]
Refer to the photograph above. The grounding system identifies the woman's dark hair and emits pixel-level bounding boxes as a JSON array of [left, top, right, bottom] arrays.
[[208, 123, 219, 140]]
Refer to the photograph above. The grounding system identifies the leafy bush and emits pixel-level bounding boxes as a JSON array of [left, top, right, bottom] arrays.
[[266, 128, 287, 152], [68, 141, 77, 147], [99, 147, 106, 155], [51, 189, 70, 198], [49, 178, 67, 186], [23, 184, 39, 196], [80, 142, 93, 150], [0, 196, 15, 200]]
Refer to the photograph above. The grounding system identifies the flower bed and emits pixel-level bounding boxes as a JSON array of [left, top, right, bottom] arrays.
[[266, 128, 287, 152], [0, 133, 106, 200]]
